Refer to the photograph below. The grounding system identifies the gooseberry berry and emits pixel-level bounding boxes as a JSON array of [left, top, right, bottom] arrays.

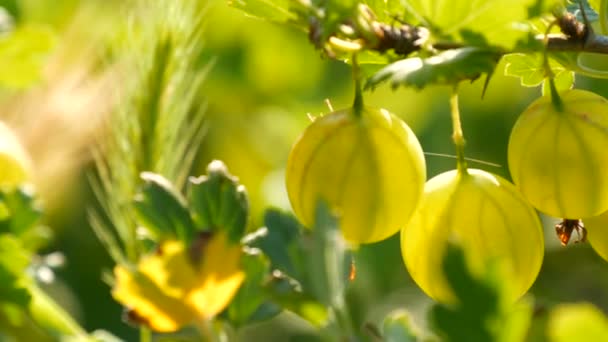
[[508, 89, 608, 219], [582, 212, 608, 262], [285, 106, 426, 244], [0, 121, 31, 187], [401, 168, 544, 304]]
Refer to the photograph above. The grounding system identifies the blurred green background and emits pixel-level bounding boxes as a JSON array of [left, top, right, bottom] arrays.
[[2, 0, 608, 340]]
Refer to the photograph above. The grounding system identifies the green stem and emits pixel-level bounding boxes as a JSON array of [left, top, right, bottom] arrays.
[[449, 87, 467, 174], [140, 327, 151, 342], [352, 54, 364, 117], [548, 77, 564, 111], [331, 294, 356, 340], [542, 20, 565, 112], [26, 281, 88, 339]]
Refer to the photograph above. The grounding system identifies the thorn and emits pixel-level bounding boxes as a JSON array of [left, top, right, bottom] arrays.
[[324, 98, 334, 112]]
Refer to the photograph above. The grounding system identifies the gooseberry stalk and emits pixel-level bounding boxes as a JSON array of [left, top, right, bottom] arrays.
[[449, 86, 468, 173], [543, 20, 565, 111], [543, 52, 564, 111], [352, 54, 364, 117], [548, 77, 565, 111]]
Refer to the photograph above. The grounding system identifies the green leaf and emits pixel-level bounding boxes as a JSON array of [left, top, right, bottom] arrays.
[[541, 69, 575, 96], [241, 210, 333, 327], [0, 25, 55, 88], [500, 297, 534, 342], [550, 51, 608, 79], [403, 0, 558, 48], [430, 244, 497, 342], [133, 172, 194, 243], [307, 202, 351, 307], [0, 235, 31, 308], [226, 248, 281, 327], [503, 53, 575, 93], [0, 185, 43, 237], [245, 209, 301, 276], [188, 160, 249, 244], [25, 282, 88, 339], [429, 244, 533, 342], [547, 303, 608, 341], [0, 234, 29, 276], [367, 47, 500, 90], [503, 53, 545, 87], [228, 0, 295, 22], [381, 310, 420, 342]]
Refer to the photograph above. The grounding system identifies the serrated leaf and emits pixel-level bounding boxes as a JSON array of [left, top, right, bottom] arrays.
[[541, 69, 575, 96], [245, 209, 301, 276], [228, 0, 295, 22], [503, 53, 545, 86], [188, 160, 249, 244], [226, 248, 280, 327], [0, 185, 43, 237], [547, 303, 608, 341], [307, 202, 351, 307], [133, 172, 194, 243], [0, 25, 55, 88], [367, 47, 500, 89], [503, 52, 575, 92], [429, 243, 533, 342], [430, 244, 498, 342], [403, 0, 558, 48]]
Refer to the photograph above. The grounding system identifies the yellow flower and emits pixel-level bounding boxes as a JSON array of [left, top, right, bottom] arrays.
[[112, 232, 245, 332]]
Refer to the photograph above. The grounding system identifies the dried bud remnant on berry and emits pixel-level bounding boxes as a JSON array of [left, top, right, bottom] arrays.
[[555, 219, 587, 246]]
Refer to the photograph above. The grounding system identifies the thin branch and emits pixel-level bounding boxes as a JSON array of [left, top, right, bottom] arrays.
[[543, 33, 608, 54], [430, 33, 608, 54]]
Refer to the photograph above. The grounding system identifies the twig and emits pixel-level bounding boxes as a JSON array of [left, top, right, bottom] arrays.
[[543, 33, 608, 54]]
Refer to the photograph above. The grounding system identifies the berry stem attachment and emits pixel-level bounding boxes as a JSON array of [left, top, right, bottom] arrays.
[[352, 54, 364, 117], [548, 77, 564, 111], [543, 20, 565, 112], [450, 86, 468, 174]]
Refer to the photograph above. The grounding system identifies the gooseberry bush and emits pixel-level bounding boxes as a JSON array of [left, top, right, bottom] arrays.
[[4, 0, 608, 341]]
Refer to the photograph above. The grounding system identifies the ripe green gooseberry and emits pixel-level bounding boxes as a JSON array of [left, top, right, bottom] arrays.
[[401, 168, 544, 304], [508, 89, 608, 219], [0, 121, 31, 187], [582, 212, 608, 262], [285, 106, 426, 244]]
